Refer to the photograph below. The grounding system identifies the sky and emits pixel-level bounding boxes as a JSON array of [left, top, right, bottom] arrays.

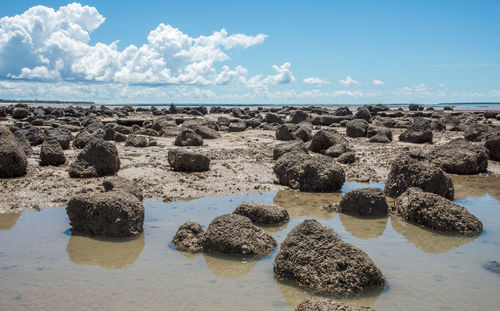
[[0, 0, 499, 104]]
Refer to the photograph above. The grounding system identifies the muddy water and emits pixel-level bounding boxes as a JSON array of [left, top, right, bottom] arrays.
[[1, 179, 499, 311]]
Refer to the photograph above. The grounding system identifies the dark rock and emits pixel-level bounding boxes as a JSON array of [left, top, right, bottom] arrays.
[[366, 126, 392, 141], [66, 191, 144, 238], [426, 138, 488, 174], [22, 127, 46, 146], [399, 119, 433, 143], [430, 120, 446, 131], [337, 151, 356, 164], [464, 123, 491, 142], [309, 129, 343, 153], [369, 133, 390, 143], [346, 119, 369, 138], [168, 149, 210, 172], [265, 113, 283, 124], [45, 128, 73, 150], [0, 125, 28, 178], [188, 124, 221, 139], [233, 202, 289, 225], [336, 188, 388, 217], [393, 187, 483, 236], [102, 176, 143, 200], [172, 221, 206, 252], [485, 132, 500, 160], [12, 107, 29, 119], [409, 104, 423, 111], [227, 122, 247, 132], [290, 110, 310, 123], [73, 131, 97, 149], [273, 140, 308, 160], [40, 139, 66, 166], [354, 107, 371, 122], [114, 132, 127, 142], [274, 220, 385, 295], [69, 139, 120, 178], [385, 153, 454, 200], [335, 106, 352, 116], [13, 130, 33, 155], [296, 298, 375, 311], [134, 128, 159, 137], [125, 134, 149, 147], [276, 124, 312, 142], [174, 129, 203, 146], [274, 151, 345, 191], [325, 143, 350, 158], [203, 214, 276, 257]]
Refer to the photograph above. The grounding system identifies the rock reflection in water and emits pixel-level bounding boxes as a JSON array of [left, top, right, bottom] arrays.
[[259, 222, 289, 234], [203, 253, 258, 278], [66, 233, 145, 270], [273, 190, 341, 219], [452, 175, 500, 201], [338, 214, 388, 239], [0, 212, 21, 230], [390, 216, 476, 254], [276, 280, 382, 309]]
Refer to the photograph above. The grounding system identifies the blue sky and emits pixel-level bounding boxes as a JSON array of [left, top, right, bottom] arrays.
[[0, 0, 499, 104]]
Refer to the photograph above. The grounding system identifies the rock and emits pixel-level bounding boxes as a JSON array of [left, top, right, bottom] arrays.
[[485, 132, 500, 160], [369, 133, 391, 143], [265, 113, 283, 124], [189, 124, 221, 139], [336, 188, 388, 217], [45, 128, 73, 150], [274, 151, 345, 192], [172, 221, 206, 252], [66, 191, 144, 238], [0, 125, 28, 178], [426, 138, 488, 174], [125, 134, 149, 147], [393, 187, 483, 236], [13, 130, 33, 155], [399, 119, 433, 143], [273, 140, 308, 160], [276, 124, 312, 142], [335, 106, 352, 116], [102, 176, 143, 200], [354, 107, 371, 122], [385, 153, 454, 200], [228, 122, 247, 132], [168, 149, 210, 172], [233, 202, 289, 225], [464, 123, 490, 142], [23, 127, 46, 146], [309, 129, 343, 153], [325, 143, 350, 158], [296, 298, 375, 311], [114, 132, 127, 142], [366, 126, 392, 141], [274, 220, 385, 295], [12, 107, 29, 119], [346, 119, 369, 138], [174, 129, 203, 146], [409, 104, 423, 111], [69, 139, 120, 178], [430, 120, 446, 131], [337, 151, 356, 164], [290, 110, 310, 123], [203, 214, 276, 257], [40, 139, 66, 166], [73, 131, 97, 149]]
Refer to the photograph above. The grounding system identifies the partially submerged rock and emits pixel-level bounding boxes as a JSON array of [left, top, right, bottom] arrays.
[[233, 202, 289, 225], [168, 149, 210, 172], [274, 220, 385, 295], [0, 125, 28, 178], [172, 221, 206, 252], [68, 139, 121, 178], [274, 151, 345, 192], [426, 138, 488, 174], [66, 191, 144, 238], [385, 153, 454, 200], [335, 188, 388, 217], [296, 298, 375, 311], [203, 214, 277, 257], [39, 139, 66, 166], [393, 187, 483, 236]]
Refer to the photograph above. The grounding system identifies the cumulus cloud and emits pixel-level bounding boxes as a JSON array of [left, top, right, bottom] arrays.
[[303, 77, 330, 85], [338, 76, 359, 86], [0, 3, 267, 85], [239, 62, 295, 88], [372, 79, 384, 86]]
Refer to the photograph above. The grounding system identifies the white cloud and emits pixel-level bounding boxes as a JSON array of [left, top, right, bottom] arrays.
[[303, 77, 330, 85], [239, 62, 295, 88], [0, 3, 267, 85], [338, 76, 359, 86], [372, 79, 384, 86]]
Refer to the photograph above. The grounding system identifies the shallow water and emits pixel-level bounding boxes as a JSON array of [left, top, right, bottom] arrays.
[[1, 179, 499, 310]]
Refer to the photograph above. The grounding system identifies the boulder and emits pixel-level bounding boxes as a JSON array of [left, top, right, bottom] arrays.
[[385, 153, 454, 200], [464, 123, 490, 142], [337, 151, 356, 164], [309, 129, 343, 153], [168, 149, 210, 172], [354, 107, 371, 122], [485, 132, 500, 160], [13, 130, 33, 155], [276, 124, 312, 142], [114, 132, 127, 142], [0, 126, 28, 178], [203, 214, 277, 257], [274, 151, 345, 192], [189, 124, 221, 139], [399, 119, 433, 143], [66, 191, 144, 238], [346, 119, 369, 138], [45, 128, 73, 150], [102, 176, 143, 200], [174, 129, 203, 146], [296, 298, 375, 311], [366, 126, 392, 141], [426, 138, 488, 174], [172, 221, 206, 252], [265, 113, 283, 124], [125, 134, 149, 147], [233, 202, 289, 225], [393, 187, 483, 236], [12, 107, 29, 119], [369, 133, 391, 143], [274, 220, 385, 295], [228, 122, 247, 132], [39, 139, 66, 166], [335, 188, 388, 217], [73, 131, 97, 149], [325, 143, 350, 158], [273, 140, 308, 160], [335, 106, 352, 116], [290, 110, 310, 123], [69, 139, 120, 178]]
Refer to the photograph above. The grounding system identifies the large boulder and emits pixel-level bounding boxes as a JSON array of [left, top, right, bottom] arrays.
[[233, 202, 289, 225], [346, 119, 369, 138], [276, 124, 312, 142], [393, 187, 483, 236], [12, 107, 29, 119], [189, 124, 221, 139], [273, 140, 308, 160], [309, 129, 343, 153], [73, 131, 97, 149], [296, 298, 374, 311], [385, 153, 454, 200], [366, 125, 392, 141], [485, 132, 500, 161], [45, 128, 73, 150], [66, 191, 144, 238], [168, 149, 210, 172], [69, 139, 120, 178], [174, 129, 203, 146], [426, 138, 488, 174], [0, 126, 28, 178], [399, 119, 433, 143], [102, 176, 143, 200], [274, 220, 385, 295], [39, 139, 66, 166], [290, 110, 310, 123], [125, 134, 149, 147], [172, 221, 206, 252], [274, 151, 345, 192], [354, 107, 371, 122], [203, 214, 277, 257], [22, 127, 46, 146], [335, 188, 388, 217]]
